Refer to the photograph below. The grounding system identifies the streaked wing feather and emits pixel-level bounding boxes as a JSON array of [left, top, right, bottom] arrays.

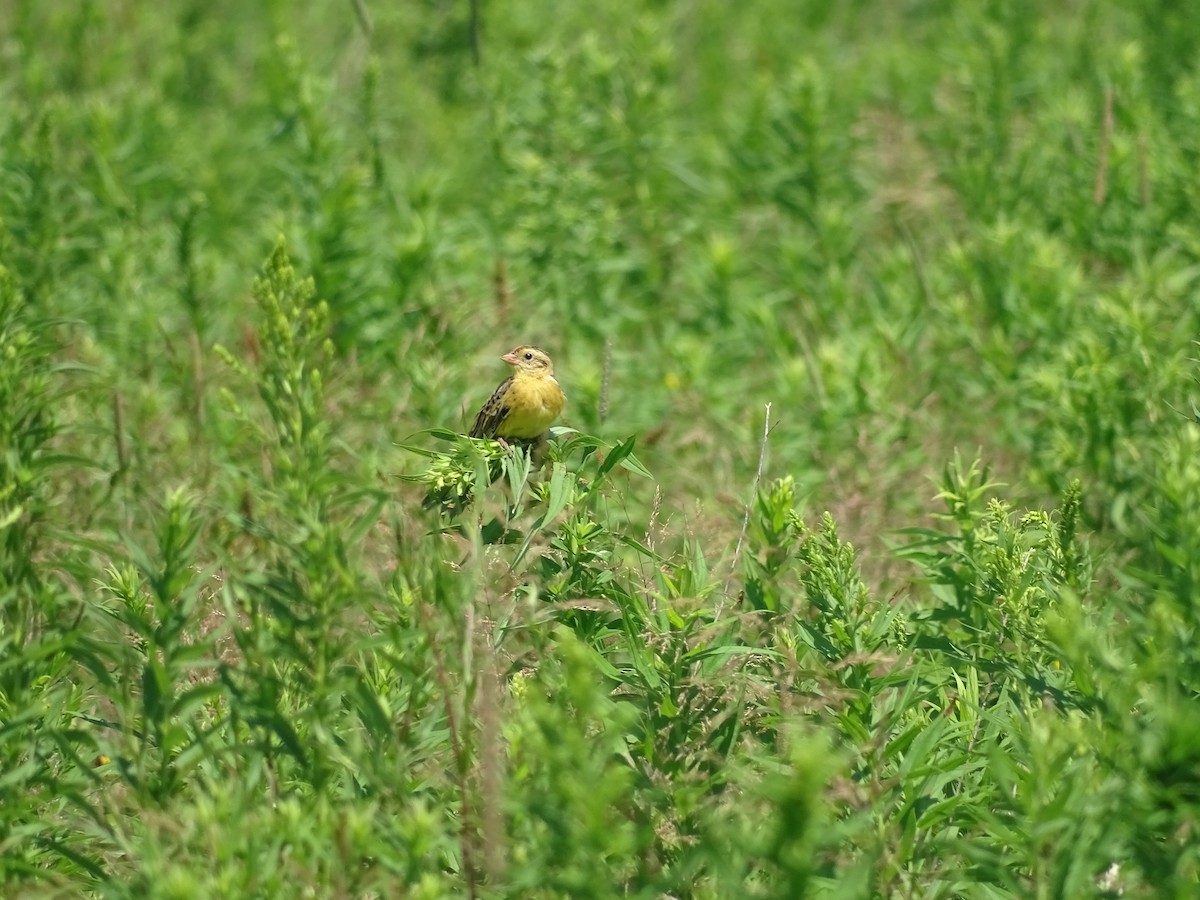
[[469, 376, 514, 438]]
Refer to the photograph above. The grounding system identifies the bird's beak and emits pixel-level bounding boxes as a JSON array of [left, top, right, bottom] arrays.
[[501, 351, 519, 365]]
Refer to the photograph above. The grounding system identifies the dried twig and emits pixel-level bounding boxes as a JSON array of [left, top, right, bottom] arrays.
[[468, 0, 482, 66], [417, 599, 479, 899], [349, 0, 373, 39], [476, 634, 505, 884], [111, 390, 128, 479], [598, 335, 613, 425], [720, 402, 772, 616], [1093, 86, 1114, 206], [493, 257, 510, 328], [1137, 131, 1151, 208], [189, 328, 205, 430]]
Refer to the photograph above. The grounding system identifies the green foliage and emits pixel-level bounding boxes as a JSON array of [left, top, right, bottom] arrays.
[[0, 265, 105, 885], [2, 1, 1200, 897]]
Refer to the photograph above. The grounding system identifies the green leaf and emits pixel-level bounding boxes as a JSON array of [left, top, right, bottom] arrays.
[[0, 505, 24, 529], [142, 659, 167, 727], [596, 435, 638, 479]]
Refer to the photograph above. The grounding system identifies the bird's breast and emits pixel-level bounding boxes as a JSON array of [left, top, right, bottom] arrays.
[[499, 375, 566, 439]]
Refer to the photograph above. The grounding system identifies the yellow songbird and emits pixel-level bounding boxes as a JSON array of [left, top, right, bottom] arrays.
[[470, 346, 566, 443]]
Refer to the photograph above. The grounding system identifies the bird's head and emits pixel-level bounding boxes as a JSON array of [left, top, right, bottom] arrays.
[[502, 346, 555, 375]]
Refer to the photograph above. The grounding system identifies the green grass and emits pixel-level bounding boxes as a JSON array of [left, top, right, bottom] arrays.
[[3, 0, 1200, 896]]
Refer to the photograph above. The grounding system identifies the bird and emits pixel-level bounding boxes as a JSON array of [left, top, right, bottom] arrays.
[[469, 346, 566, 445]]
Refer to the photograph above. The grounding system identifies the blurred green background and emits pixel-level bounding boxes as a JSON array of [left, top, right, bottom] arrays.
[[3, 0, 1200, 896]]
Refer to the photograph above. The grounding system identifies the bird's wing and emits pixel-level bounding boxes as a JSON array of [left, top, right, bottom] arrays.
[[469, 376, 513, 438]]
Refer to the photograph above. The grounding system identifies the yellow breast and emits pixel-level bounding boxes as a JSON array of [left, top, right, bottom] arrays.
[[497, 373, 566, 439]]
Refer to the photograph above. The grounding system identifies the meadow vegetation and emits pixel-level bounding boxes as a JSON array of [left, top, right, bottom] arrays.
[[3, 0, 1200, 896]]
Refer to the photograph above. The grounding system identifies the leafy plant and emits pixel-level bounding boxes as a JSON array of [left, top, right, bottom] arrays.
[[3, 1, 1200, 896]]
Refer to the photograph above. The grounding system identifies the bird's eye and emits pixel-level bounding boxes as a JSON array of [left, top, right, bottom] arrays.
[[524, 351, 534, 360]]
